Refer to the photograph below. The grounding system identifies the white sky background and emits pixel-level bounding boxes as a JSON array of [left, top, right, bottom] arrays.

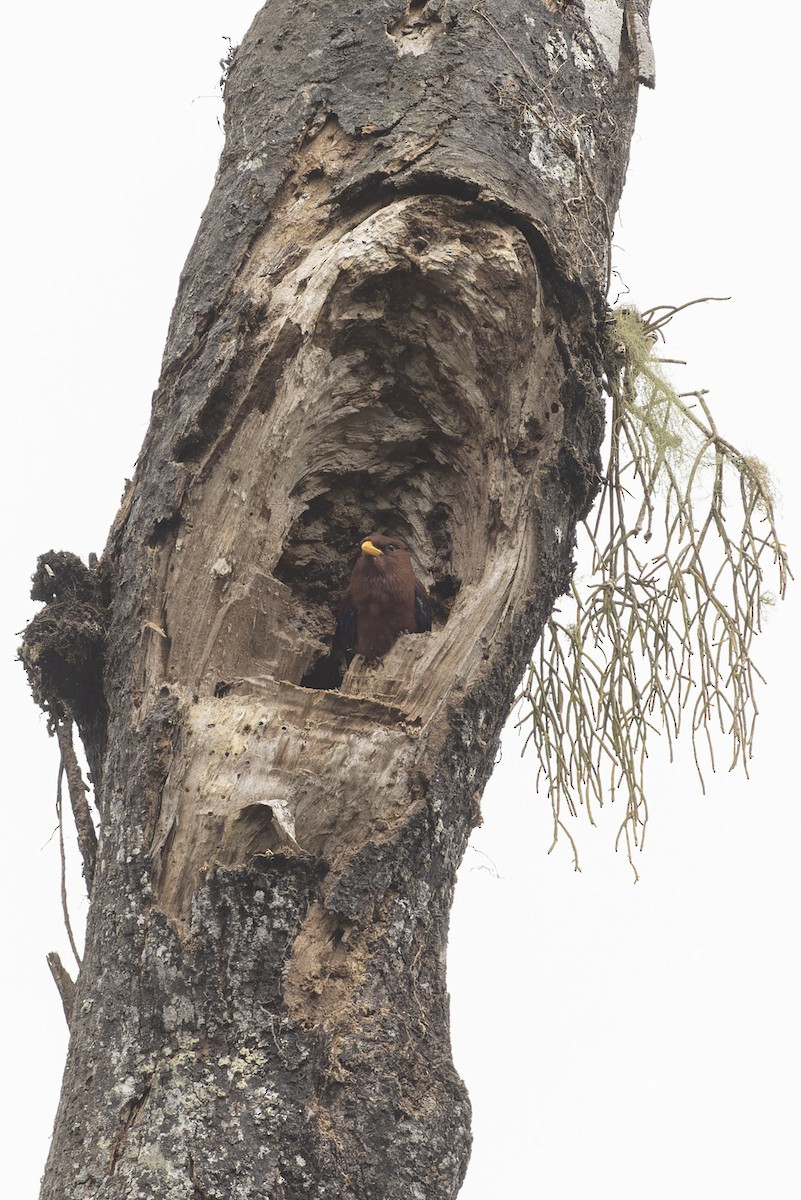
[[1, 3, 798, 1197]]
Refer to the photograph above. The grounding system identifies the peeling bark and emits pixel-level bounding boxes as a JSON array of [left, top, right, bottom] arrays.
[[28, 2, 650, 1196]]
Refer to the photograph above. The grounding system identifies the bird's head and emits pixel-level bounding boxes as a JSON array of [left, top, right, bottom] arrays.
[[356, 535, 418, 585], [360, 534, 408, 560]]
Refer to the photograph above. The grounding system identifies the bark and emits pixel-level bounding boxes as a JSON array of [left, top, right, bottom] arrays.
[[23, 2, 651, 1196]]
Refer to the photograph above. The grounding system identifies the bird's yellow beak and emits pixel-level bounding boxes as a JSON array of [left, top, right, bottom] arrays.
[[361, 539, 383, 557]]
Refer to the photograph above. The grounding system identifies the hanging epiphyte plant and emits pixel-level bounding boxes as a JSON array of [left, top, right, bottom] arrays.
[[519, 301, 791, 878]]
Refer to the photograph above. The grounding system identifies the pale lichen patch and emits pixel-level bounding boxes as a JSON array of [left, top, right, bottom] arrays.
[[571, 29, 598, 72], [582, 0, 625, 74], [545, 28, 568, 72]]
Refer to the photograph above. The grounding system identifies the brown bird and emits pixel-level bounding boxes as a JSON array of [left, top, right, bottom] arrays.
[[338, 534, 431, 662]]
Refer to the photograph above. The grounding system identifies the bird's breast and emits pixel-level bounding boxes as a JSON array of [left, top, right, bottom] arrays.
[[350, 565, 417, 657]]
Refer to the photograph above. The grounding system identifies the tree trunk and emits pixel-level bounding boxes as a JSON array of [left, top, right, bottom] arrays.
[[24, 2, 651, 1196]]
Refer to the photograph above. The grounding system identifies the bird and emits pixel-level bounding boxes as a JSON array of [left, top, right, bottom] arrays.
[[337, 534, 431, 663]]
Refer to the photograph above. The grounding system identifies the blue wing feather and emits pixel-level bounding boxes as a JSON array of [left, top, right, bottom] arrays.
[[337, 596, 357, 662]]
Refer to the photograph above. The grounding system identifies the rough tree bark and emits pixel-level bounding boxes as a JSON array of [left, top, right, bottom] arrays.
[[23, 2, 652, 1196]]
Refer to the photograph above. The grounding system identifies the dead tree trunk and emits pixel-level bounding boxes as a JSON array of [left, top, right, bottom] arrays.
[[24, 3, 652, 1196]]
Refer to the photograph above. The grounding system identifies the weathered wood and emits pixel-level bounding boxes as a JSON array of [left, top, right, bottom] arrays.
[[46, 951, 76, 1030], [29, 3, 650, 1196]]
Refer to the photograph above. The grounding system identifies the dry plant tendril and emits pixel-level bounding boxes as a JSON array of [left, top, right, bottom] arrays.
[[518, 301, 792, 879]]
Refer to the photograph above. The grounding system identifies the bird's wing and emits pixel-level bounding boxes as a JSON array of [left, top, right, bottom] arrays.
[[413, 580, 432, 633], [336, 594, 357, 662]]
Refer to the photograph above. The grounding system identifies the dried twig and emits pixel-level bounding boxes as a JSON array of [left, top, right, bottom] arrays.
[[56, 761, 83, 968], [54, 718, 97, 895]]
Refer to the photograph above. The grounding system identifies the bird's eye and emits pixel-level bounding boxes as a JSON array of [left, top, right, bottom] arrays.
[[385, 543, 396, 552]]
